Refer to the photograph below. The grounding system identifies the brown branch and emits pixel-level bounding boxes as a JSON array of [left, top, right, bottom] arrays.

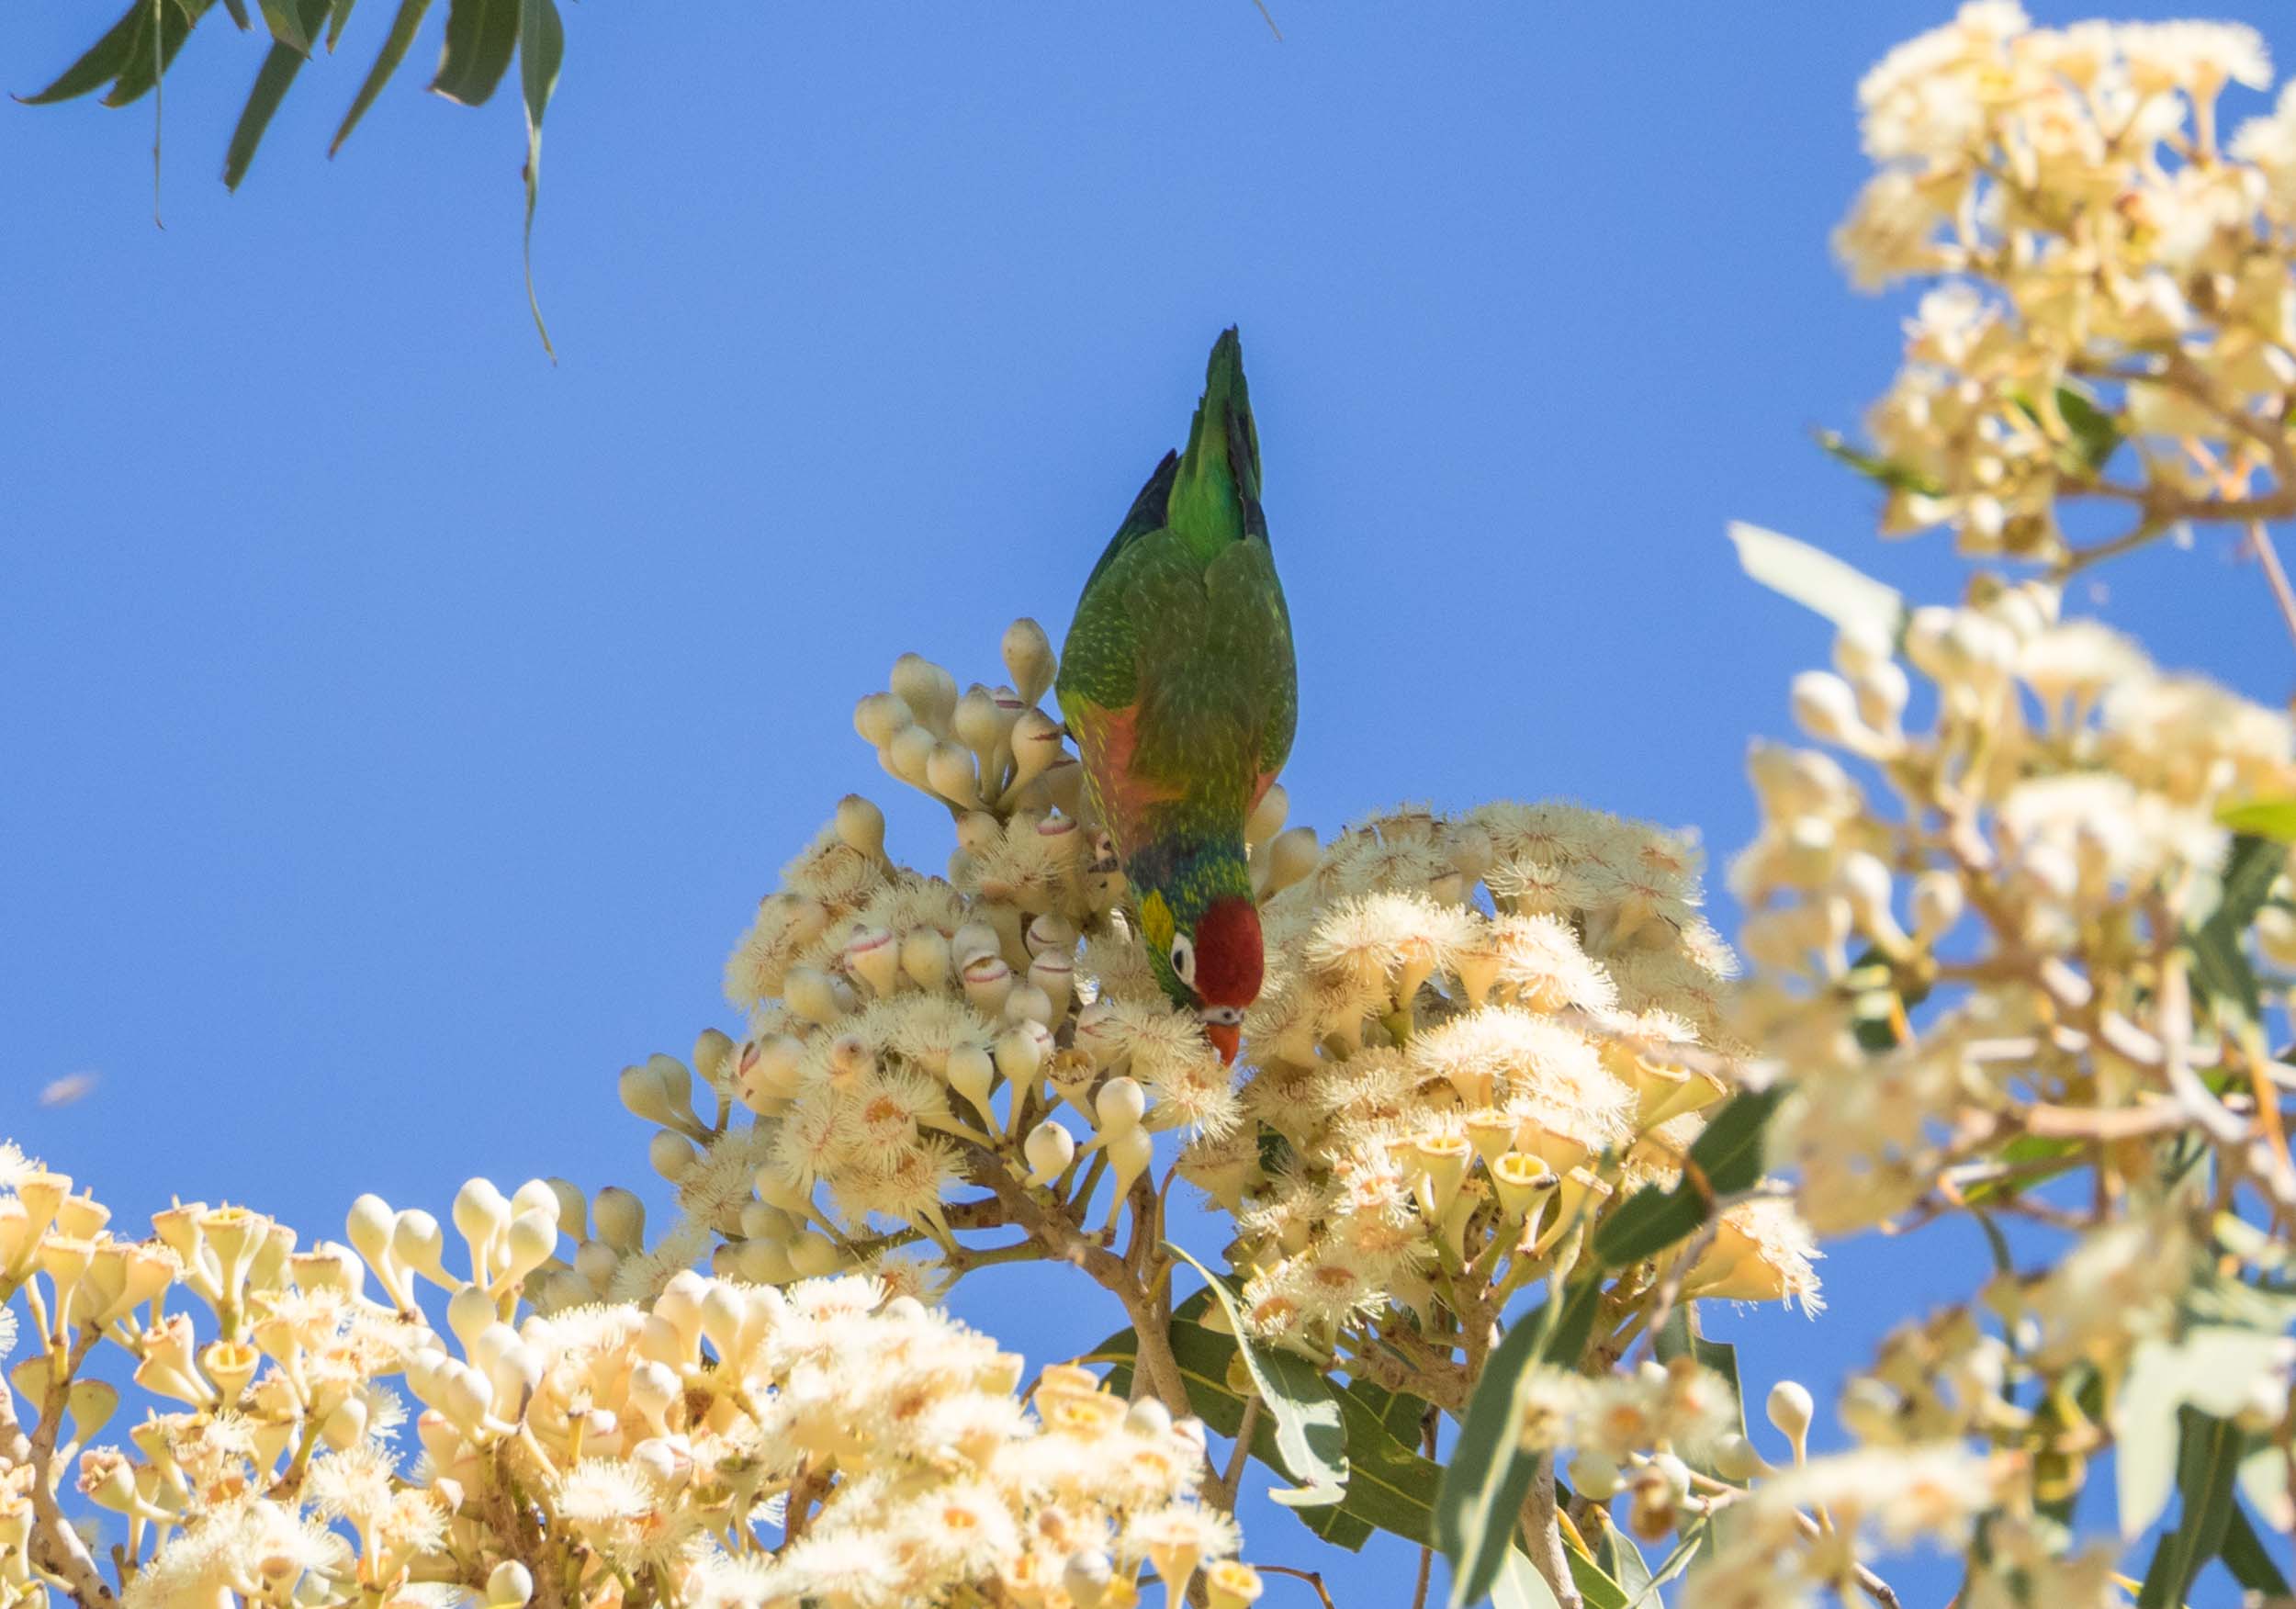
[[2249, 522, 2296, 654], [1517, 1457, 1584, 1609], [0, 1332, 118, 1609]]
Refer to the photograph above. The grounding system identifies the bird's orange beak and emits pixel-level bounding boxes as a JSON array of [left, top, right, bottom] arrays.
[[1203, 1019, 1241, 1064]]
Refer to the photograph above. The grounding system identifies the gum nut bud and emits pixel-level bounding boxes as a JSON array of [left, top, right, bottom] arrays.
[[955, 685, 1002, 751], [994, 1025, 1045, 1084], [390, 1210, 449, 1283], [737, 1201, 785, 1243], [834, 793, 886, 860], [782, 966, 843, 1027], [1004, 983, 1055, 1026], [627, 1358, 679, 1420], [951, 815, 1003, 862], [504, 1209, 559, 1281], [593, 1187, 646, 1254], [648, 1130, 701, 1185], [415, 1407, 460, 1466], [1767, 1379, 1815, 1444], [853, 692, 914, 749], [786, 1231, 840, 1278], [1028, 911, 1079, 955], [346, 1194, 396, 1266], [1714, 1433, 1763, 1482], [1024, 1120, 1076, 1185], [951, 921, 1003, 967], [1262, 826, 1321, 895], [544, 1178, 590, 1242], [892, 653, 959, 732], [1095, 1075, 1147, 1134], [487, 1561, 535, 1609], [1003, 617, 1057, 705], [643, 1054, 693, 1117], [1028, 951, 1075, 1015], [899, 927, 952, 989], [1830, 621, 1892, 681], [1064, 1550, 1115, 1609], [1911, 871, 1964, 939], [843, 924, 901, 997], [1566, 1448, 1622, 1498], [1007, 709, 1066, 790], [447, 1285, 498, 1353], [735, 1239, 794, 1284], [619, 1062, 675, 1126], [438, 1361, 494, 1435], [949, 1044, 996, 1114], [1854, 658, 1910, 727], [885, 724, 937, 788], [962, 952, 1015, 1015], [699, 1283, 748, 1357], [1118, 1398, 1175, 1442], [1245, 782, 1289, 848], [1836, 852, 1896, 931], [321, 1393, 369, 1449], [1790, 670, 1864, 747], [927, 740, 983, 807], [453, 1178, 512, 1252], [737, 1034, 808, 1111]]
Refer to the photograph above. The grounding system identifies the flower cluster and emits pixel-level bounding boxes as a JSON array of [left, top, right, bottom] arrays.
[[0, 1153, 1246, 1609], [1833, 2, 2296, 562], [1187, 801, 1821, 1371]]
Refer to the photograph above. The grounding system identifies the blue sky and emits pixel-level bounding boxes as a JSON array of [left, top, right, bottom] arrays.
[[6, 2, 2296, 1603]]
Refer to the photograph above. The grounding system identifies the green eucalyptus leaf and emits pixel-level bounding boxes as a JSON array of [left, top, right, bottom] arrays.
[[1163, 1243, 1347, 1509], [2054, 385, 2123, 474], [2219, 797, 2296, 844], [2222, 1502, 2292, 1596], [329, 0, 431, 155], [327, 0, 357, 49], [101, 0, 211, 108], [2136, 1411, 2242, 1609], [430, 0, 518, 107], [516, 0, 562, 358], [223, 0, 330, 189], [1564, 1545, 1629, 1609], [1595, 1527, 1653, 1603], [1653, 1301, 1747, 1478], [1491, 1550, 1563, 1609], [1726, 522, 1908, 646], [1813, 430, 1943, 497], [17, 3, 148, 105], [257, 0, 315, 53], [2189, 832, 2280, 1026], [1591, 1088, 1783, 1267]]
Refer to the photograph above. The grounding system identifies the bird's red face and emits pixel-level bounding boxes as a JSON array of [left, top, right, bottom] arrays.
[[1191, 895, 1266, 1064]]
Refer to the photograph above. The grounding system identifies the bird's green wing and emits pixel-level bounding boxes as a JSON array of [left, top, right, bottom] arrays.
[[1059, 452, 1178, 716]]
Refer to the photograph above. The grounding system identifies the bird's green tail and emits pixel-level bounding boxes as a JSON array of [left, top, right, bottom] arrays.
[[1166, 326, 1265, 560]]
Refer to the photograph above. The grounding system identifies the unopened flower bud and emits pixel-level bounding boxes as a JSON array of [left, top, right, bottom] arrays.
[[1064, 1550, 1115, 1609], [1767, 1378, 1814, 1456], [951, 921, 1003, 968], [962, 953, 1014, 1017], [593, 1187, 645, 1254], [884, 724, 936, 787], [1024, 1120, 1076, 1186], [927, 740, 983, 808], [1002, 618, 1057, 707], [786, 1231, 840, 1278], [853, 692, 913, 748], [948, 1044, 998, 1125], [899, 927, 953, 989], [485, 1561, 535, 1609], [842, 924, 900, 997], [1245, 782, 1289, 849], [834, 793, 886, 861], [1790, 670, 1866, 748], [1899, 873, 1962, 946], [1257, 826, 1320, 898], [1094, 1075, 1147, 1136], [1006, 709, 1065, 796], [648, 1131, 700, 1185]]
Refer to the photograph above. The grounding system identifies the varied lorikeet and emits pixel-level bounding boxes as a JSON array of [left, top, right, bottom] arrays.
[[1057, 329, 1298, 1063]]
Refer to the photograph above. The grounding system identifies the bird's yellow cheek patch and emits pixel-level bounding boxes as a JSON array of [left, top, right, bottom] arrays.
[[1138, 891, 1175, 958]]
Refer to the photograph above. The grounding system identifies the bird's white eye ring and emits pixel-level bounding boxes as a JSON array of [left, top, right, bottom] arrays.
[[1169, 932, 1197, 987]]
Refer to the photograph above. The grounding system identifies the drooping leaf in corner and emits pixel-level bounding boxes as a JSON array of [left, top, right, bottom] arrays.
[[430, 0, 520, 107], [223, 0, 331, 190], [331, 0, 434, 155], [517, 0, 563, 360]]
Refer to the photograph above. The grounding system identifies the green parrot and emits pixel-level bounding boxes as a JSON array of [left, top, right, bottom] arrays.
[[1057, 328, 1298, 1063]]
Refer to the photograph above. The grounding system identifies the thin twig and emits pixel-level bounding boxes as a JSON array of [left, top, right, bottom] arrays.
[[1218, 1397, 1263, 1509], [1258, 1563, 1337, 1608], [2250, 521, 2296, 653]]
